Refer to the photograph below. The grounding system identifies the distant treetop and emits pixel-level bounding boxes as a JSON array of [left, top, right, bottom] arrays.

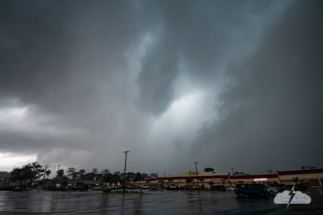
[[204, 167, 214, 172]]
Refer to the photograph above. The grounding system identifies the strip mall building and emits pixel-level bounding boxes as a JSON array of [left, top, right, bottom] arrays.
[[131, 168, 323, 188]]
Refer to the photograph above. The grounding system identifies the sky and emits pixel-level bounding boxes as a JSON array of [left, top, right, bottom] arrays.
[[0, 0, 322, 176]]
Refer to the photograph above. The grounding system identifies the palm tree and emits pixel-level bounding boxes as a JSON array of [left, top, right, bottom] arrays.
[[199, 178, 205, 187], [292, 177, 299, 184], [227, 180, 232, 186], [221, 178, 228, 186], [185, 178, 193, 184], [208, 181, 215, 187], [268, 170, 273, 174], [167, 178, 174, 185]]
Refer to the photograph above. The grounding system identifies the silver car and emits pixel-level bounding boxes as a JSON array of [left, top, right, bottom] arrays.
[[167, 184, 180, 190], [226, 186, 235, 191], [265, 185, 279, 196]]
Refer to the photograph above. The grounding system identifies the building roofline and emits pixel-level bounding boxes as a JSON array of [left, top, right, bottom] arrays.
[[230, 174, 278, 179], [277, 168, 323, 176]]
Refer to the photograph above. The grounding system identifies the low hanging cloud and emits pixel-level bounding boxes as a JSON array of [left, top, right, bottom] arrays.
[[189, 0, 323, 173]]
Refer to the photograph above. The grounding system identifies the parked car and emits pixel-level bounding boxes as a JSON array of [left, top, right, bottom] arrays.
[[108, 185, 117, 189], [76, 185, 88, 191], [13, 186, 26, 192], [141, 185, 149, 189], [211, 185, 226, 191], [92, 186, 104, 191], [66, 185, 88, 191], [271, 184, 285, 191], [192, 185, 201, 190], [226, 186, 235, 191], [129, 185, 138, 189], [103, 187, 111, 192], [234, 184, 268, 197], [281, 184, 308, 191], [183, 185, 193, 190], [167, 184, 180, 190], [264, 185, 279, 196]]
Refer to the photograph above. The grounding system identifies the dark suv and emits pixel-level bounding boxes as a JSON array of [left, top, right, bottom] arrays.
[[234, 184, 268, 197], [211, 185, 226, 191]]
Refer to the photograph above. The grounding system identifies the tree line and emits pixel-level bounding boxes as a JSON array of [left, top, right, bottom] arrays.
[[8, 162, 159, 188], [9, 162, 233, 188]]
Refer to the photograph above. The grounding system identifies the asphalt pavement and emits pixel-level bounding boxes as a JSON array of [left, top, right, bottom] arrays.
[[0, 188, 322, 214]]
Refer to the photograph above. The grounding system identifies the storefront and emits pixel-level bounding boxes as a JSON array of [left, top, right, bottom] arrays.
[[277, 169, 323, 187], [130, 168, 323, 188], [131, 169, 230, 188]]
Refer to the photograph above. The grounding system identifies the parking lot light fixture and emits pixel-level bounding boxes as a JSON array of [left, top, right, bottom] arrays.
[[194, 162, 199, 187], [230, 168, 236, 185], [123, 151, 129, 193]]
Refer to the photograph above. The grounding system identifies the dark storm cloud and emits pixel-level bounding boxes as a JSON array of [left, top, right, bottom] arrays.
[[0, 0, 321, 174], [0, 0, 138, 112], [191, 0, 323, 173], [135, 0, 284, 115]]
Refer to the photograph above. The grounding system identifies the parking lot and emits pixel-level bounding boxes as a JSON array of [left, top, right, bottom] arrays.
[[0, 188, 323, 214]]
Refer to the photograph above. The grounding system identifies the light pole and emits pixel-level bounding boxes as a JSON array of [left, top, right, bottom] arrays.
[[56, 165, 60, 186], [123, 151, 129, 193], [194, 162, 199, 187], [43, 165, 47, 180], [140, 173, 142, 193], [230, 168, 236, 185]]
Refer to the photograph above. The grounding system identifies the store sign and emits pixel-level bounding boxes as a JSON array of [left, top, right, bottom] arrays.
[[189, 171, 198, 176], [254, 178, 267, 181]]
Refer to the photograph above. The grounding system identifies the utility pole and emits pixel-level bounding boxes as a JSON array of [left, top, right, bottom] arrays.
[[140, 173, 142, 193], [230, 168, 236, 185], [123, 151, 129, 193], [194, 162, 199, 187], [43, 165, 47, 180]]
